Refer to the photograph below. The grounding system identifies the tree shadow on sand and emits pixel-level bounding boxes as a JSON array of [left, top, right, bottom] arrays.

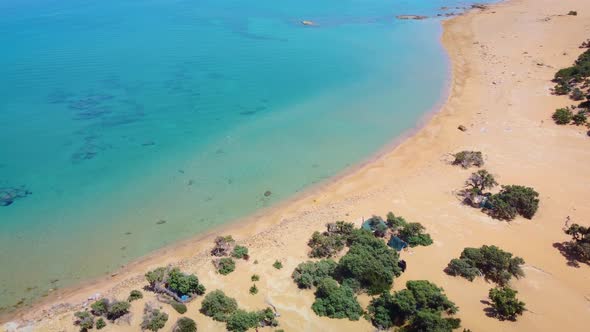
[[552, 242, 588, 268], [480, 300, 518, 322]]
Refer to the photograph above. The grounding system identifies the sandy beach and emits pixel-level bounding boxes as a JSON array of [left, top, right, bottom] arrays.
[[5, 0, 590, 330]]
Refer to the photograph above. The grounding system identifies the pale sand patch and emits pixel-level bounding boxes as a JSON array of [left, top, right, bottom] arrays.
[[5, 0, 590, 331]]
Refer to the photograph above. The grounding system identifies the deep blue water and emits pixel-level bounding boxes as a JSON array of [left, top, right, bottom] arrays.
[[0, 0, 488, 310]]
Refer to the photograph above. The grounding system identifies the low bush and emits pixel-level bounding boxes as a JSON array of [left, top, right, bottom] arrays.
[[552, 108, 573, 124], [141, 304, 169, 332], [211, 235, 236, 257], [90, 299, 130, 321], [95, 318, 106, 330], [445, 245, 525, 285], [488, 287, 526, 320], [173, 317, 197, 332], [225, 309, 261, 332], [215, 257, 236, 275], [386, 212, 408, 230], [291, 259, 338, 289], [452, 151, 484, 168], [307, 231, 346, 258], [398, 222, 433, 247], [572, 110, 587, 125], [231, 245, 249, 259], [200, 290, 238, 322], [128, 289, 143, 302], [170, 301, 187, 314], [311, 278, 363, 321], [273, 260, 283, 270], [74, 311, 94, 331], [249, 284, 258, 295], [251, 274, 260, 282]]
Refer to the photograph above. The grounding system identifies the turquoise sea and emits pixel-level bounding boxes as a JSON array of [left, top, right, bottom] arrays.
[[0, 0, 490, 311]]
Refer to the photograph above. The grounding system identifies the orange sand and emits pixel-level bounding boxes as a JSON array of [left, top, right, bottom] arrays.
[[4, 0, 590, 330]]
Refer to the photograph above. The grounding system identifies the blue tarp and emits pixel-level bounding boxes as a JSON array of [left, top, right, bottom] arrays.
[[362, 218, 387, 232], [180, 295, 190, 302], [388, 235, 408, 251]]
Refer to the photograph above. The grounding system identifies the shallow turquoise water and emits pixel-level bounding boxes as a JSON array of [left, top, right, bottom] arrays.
[[0, 0, 489, 310]]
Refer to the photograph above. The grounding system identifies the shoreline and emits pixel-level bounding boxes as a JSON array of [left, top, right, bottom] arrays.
[[7, 0, 590, 330], [0, 13, 456, 324]]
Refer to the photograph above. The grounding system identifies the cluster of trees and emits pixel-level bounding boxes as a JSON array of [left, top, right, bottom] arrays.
[[563, 223, 590, 263], [311, 277, 363, 320], [75, 297, 133, 331], [445, 245, 525, 285], [211, 235, 249, 275], [452, 150, 484, 168], [173, 317, 197, 332], [551, 46, 590, 129], [141, 303, 169, 331], [307, 221, 355, 258], [367, 213, 434, 247], [367, 280, 460, 331], [200, 290, 278, 331], [292, 228, 404, 321], [461, 170, 540, 221], [145, 267, 206, 302]]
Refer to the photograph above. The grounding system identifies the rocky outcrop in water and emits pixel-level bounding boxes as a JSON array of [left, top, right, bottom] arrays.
[[0, 186, 31, 206]]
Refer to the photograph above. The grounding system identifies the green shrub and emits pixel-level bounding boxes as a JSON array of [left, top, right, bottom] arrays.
[[386, 212, 408, 230], [257, 307, 279, 327], [364, 215, 388, 237], [249, 284, 258, 295], [74, 311, 94, 331], [398, 222, 433, 247], [490, 185, 539, 220], [307, 231, 346, 258], [232, 245, 249, 259], [216, 257, 236, 275], [452, 151, 484, 168], [273, 260, 283, 269], [335, 229, 402, 295], [173, 317, 197, 332], [167, 268, 206, 296], [445, 259, 480, 281], [200, 290, 238, 322], [571, 87, 585, 100], [406, 309, 461, 332], [95, 317, 106, 330], [107, 300, 130, 320], [368, 280, 458, 330], [291, 259, 338, 289], [311, 278, 363, 320], [91, 299, 109, 316], [572, 110, 587, 125], [552, 108, 573, 124], [145, 267, 168, 286], [488, 195, 517, 220], [141, 305, 169, 332], [211, 235, 236, 257], [226, 309, 261, 332], [325, 221, 355, 237], [128, 289, 143, 302], [170, 301, 187, 314], [465, 169, 498, 193], [488, 287, 526, 320], [251, 274, 260, 282], [445, 245, 524, 285]]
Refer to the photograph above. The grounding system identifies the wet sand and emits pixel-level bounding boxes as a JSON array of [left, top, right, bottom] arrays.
[[5, 0, 590, 330]]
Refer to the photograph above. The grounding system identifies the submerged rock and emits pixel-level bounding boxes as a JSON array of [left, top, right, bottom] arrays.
[[301, 20, 316, 26], [396, 15, 428, 20], [0, 186, 32, 207], [264, 190, 272, 197]]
